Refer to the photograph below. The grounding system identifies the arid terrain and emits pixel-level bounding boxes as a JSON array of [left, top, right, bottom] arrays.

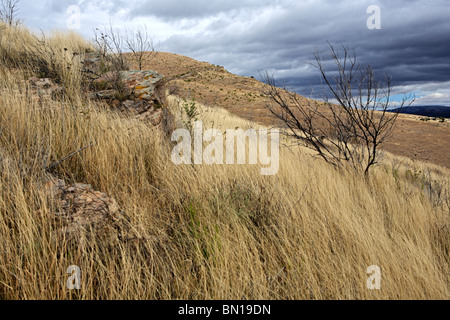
[[0, 24, 448, 300], [134, 51, 450, 169]]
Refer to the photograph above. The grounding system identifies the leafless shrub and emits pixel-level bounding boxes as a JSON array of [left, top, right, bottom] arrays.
[[264, 43, 414, 175], [92, 22, 130, 97], [93, 22, 129, 72], [125, 26, 157, 70], [0, 0, 21, 27]]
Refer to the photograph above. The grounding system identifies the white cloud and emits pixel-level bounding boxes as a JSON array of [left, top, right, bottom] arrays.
[[391, 81, 450, 106]]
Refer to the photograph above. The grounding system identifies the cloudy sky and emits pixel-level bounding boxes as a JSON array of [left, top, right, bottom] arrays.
[[17, 0, 450, 106]]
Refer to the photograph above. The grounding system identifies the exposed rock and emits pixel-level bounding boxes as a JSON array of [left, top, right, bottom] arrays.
[[121, 70, 165, 103], [82, 52, 106, 78], [80, 52, 174, 132], [148, 108, 164, 126], [90, 89, 117, 100], [92, 70, 165, 102], [43, 178, 129, 245], [91, 70, 167, 127], [118, 99, 163, 125], [27, 77, 64, 100]]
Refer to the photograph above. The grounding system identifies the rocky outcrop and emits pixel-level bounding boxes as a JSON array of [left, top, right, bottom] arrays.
[[82, 52, 106, 77], [122, 70, 166, 103], [43, 178, 129, 245], [120, 99, 164, 125], [91, 70, 167, 126], [82, 50, 169, 128], [26, 52, 174, 131]]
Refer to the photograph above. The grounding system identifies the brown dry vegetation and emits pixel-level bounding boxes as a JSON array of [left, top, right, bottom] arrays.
[[0, 25, 448, 299], [137, 51, 450, 170]]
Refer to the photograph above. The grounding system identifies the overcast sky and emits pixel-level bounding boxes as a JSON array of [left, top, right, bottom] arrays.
[[17, 0, 450, 106]]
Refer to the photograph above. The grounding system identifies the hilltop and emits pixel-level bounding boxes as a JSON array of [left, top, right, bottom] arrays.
[[133, 52, 450, 169]]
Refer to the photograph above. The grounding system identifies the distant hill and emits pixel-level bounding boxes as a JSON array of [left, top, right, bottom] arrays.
[[125, 51, 314, 126], [390, 106, 450, 118], [135, 52, 450, 169]]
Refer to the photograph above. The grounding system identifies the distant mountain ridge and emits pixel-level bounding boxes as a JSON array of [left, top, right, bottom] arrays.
[[390, 105, 450, 118]]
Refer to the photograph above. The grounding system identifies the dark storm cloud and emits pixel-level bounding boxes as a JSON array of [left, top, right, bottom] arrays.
[[18, 0, 450, 105], [157, 0, 450, 102]]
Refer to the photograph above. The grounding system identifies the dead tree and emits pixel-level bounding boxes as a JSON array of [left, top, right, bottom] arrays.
[[0, 0, 20, 26], [264, 43, 413, 175], [125, 26, 157, 71]]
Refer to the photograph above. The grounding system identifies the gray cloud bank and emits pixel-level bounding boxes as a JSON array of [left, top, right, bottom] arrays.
[[18, 0, 450, 105]]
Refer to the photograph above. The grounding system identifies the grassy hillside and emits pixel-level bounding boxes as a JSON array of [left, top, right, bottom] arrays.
[[0, 25, 448, 299], [136, 52, 450, 170]]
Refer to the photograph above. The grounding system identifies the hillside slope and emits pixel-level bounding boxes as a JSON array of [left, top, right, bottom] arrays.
[[133, 52, 450, 169], [0, 26, 448, 300]]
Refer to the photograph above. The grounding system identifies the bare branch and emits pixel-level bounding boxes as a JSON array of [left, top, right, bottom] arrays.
[[263, 43, 414, 175], [0, 0, 21, 27], [125, 25, 157, 71], [46, 143, 94, 173]]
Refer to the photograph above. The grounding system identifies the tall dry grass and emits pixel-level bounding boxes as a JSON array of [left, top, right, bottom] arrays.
[[0, 25, 448, 299], [0, 23, 92, 98]]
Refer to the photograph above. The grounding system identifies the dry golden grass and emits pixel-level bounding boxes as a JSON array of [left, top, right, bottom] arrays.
[[0, 26, 448, 300], [140, 52, 450, 170], [0, 23, 92, 98]]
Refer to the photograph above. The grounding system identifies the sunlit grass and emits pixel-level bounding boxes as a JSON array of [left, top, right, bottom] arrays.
[[0, 24, 448, 300]]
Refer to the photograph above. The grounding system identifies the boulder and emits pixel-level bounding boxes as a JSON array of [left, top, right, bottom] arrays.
[[121, 70, 165, 104], [91, 70, 167, 127], [43, 178, 129, 245], [82, 52, 106, 77], [119, 99, 164, 125], [92, 70, 165, 102], [81, 52, 172, 130]]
